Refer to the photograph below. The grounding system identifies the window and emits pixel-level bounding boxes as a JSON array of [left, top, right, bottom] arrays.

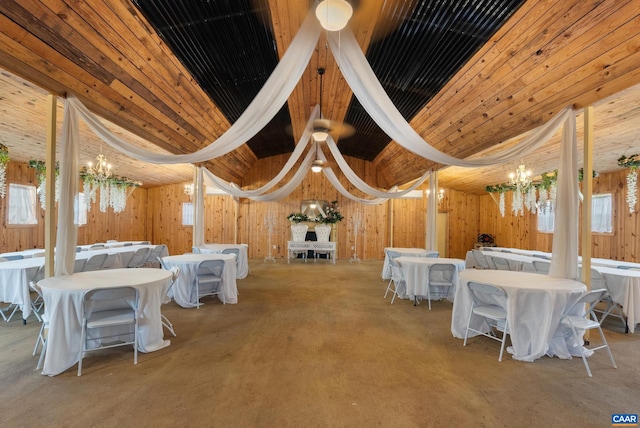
[[8, 183, 38, 225], [537, 201, 554, 233], [592, 193, 612, 233], [537, 193, 612, 233], [74, 192, 87, 226], [182, 202, 194, 226]]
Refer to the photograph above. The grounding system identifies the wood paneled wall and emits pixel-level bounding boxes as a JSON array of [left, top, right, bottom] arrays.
[[478, 169, 639, 262], [0, 160, 148, 252], [145, 154, 479, 260]]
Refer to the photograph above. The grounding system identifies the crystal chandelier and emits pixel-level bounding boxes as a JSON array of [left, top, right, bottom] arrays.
[[86, 152, 112, 181], [509, 164, 532, 188]]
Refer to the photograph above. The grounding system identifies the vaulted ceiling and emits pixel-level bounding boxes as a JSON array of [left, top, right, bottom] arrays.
[[0, 0, 639, 193]]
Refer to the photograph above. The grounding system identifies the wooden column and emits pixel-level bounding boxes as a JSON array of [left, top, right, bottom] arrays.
[[582, 106, 594, 288], [44, 94, 56, 278]]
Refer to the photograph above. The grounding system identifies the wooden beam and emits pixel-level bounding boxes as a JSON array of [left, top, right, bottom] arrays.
[[44, 93, 56, 278], [581, 105, 594, 288]]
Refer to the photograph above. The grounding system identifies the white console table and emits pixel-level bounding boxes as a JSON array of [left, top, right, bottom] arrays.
[[287, 241, 336, 264]]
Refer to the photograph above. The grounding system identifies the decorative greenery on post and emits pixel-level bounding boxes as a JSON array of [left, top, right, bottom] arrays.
[[0, 144, 8, 198], [618, 154, 640, 213]]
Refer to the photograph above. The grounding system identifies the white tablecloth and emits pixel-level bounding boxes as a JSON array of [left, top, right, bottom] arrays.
[[0, 249, 46, 259], [162, 254, 238, 306], [195, 244, 248, 279], [0, 245, 168, 321], [381, 248, 439, 280], [395, 257, 465, 301], [452, 270, 587, 362], [38, 268, 172, 376], [594, 266, 640, 333]]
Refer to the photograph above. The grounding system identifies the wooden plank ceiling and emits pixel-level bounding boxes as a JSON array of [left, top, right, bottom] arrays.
[[0, 0, 639, 193]]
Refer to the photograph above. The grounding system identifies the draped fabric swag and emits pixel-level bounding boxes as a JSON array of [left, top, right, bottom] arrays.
[[53, 6, 579, 279]]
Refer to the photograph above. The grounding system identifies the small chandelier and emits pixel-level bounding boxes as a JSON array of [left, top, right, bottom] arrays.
[[86, 152, 112, 181], [184, 183, 194, 200], [315, 0, 353, 31], [509, 164, 532, 188], [427, 188, 445, 204]]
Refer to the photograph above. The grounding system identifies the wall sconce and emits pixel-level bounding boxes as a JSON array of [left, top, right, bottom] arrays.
[[427, 188, 445, 204], [184, 183, 194, 201]]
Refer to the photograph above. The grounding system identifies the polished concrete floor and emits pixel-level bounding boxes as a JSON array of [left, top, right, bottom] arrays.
[[0, 259, 638, 427]]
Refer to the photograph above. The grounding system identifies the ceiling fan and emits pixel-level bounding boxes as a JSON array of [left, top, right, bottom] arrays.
[[312, 67, 355, 143]]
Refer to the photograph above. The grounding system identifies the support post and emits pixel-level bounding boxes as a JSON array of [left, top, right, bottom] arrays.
[[44, 94, 57, 279]]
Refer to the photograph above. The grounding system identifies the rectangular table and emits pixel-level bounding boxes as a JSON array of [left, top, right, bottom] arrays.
[[287, 241, 336, 264], [0, 244, 168, 321], [395, 257, 466, 302], [38, 268, 172, 376], [452, 270, 587, 362]]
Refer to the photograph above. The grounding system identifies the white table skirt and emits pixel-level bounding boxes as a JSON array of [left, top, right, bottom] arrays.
[[395, 257, 465, 301], [595, 266, 640, 333], [452, 270, 587, 362], [162, 254, 238, 306], [195, 244, 249, 279], [381, 248, 439, 280], [38, 268, 172, 376], [0, 245, 168, 321]]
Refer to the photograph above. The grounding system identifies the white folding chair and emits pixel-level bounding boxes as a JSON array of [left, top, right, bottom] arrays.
[[384, 251, 404, 304], [128, 247, 151, 268], [221, 248, 241, 270], [426, 263, 456, 310], [532, 260, 551, 274], [78, 286, 139, 376], [83, 253, 108, 272], [557, 288, 617, 377], [145, 244, 168, 268], [192, 259, 225, 308], [30, 281, 48, 369], [471, 249, 491, 269], [586, 268, 628, 332], [463, 281, 510, 362], [161, 266, 180, 337], [73, 259, 87, 273], [490, 256, 511, 271]]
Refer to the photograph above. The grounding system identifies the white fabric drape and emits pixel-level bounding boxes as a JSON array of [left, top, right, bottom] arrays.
[[326, 28, 574, 167], [193, 167, 205, 247], [67, 11, 322, 165], [549, 109, 578, 279], [427, 172, 437, 251], [55, 99, 79, 276]]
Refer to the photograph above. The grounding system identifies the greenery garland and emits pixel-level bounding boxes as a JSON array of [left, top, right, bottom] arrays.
[[0, 143, 8, 165], [618, 154, 640, 170], [486, 169, 597, 193]]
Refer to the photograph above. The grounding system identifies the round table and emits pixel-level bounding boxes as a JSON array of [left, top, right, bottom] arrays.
[[162, 254, 238, 307], [38, 268, 172, 376]]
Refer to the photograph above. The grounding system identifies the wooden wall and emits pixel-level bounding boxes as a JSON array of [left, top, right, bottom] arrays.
[[145, 154, 479, 260], [478, 169, 639, 262], [0, 160, 148, 252]]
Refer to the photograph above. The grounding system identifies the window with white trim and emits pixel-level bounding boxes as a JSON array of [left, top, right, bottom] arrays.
[[537, 193, 612, 233], [74, 192, 87, 226], [8, 183, 38, 225], [182, 202, 194, 226]]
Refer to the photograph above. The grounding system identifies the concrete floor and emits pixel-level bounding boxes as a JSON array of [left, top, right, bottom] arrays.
[[0, 259, 638, 427]]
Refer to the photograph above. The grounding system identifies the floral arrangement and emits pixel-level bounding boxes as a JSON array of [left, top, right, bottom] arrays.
[[619, 154, 639, 213], [80, 166, 142, 213], [28, 159, 60, 209], [316, 200, 343, 224], [477, 233, 494, 244], [0, 143, 8, 198], [287, 212, 309, 223]]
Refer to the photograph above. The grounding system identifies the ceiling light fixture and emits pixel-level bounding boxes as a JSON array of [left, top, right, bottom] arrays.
[[86, 152, 112, 181], [509, 164, 532, 188], [315, 0, 353, 31]]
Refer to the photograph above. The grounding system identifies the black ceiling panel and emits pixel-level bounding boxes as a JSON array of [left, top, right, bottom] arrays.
[[132, 0, 526, 161]]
